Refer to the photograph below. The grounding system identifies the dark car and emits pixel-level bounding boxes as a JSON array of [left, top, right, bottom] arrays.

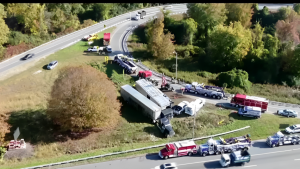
[[21, 53, 34, 60]]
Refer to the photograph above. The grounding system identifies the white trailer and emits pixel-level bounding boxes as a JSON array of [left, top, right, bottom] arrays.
[[135, 79, 172, 110], [121, 85, 162, 123]]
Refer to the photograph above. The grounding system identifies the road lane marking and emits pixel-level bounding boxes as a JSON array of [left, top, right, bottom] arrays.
[[295, 159, 300, 160], [243, 165, 257, 168], [251, 149, 295, 157]]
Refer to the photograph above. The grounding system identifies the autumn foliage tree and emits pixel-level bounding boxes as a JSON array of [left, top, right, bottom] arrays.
[[47, 65, 121, 132], [146, 11, 175, 60], [225, 3, 255, 28]]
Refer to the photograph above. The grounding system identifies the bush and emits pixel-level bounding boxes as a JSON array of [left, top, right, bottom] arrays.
[[47, 65, 122, 132], [217, 68, 252, 91], [4, 42, 34, 59], [197, 71, 213, 78]]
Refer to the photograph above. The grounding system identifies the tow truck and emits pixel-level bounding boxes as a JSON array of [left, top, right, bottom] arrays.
[[266, 131, 300, 148]]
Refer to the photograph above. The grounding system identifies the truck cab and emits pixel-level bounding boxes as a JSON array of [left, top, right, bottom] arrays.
[[159, 140, 197, 159], [266, 131, 300, 147], [158, 113, 175, 138], [220, 150, 251, 167]]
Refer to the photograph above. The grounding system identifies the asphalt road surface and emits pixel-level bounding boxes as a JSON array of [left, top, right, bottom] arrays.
[[60, 140, 300, 169]]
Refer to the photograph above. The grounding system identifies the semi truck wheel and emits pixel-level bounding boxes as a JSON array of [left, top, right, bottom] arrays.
[[215, 151, 220, 155], [241, 162, 245, 166], [202, 153, 206, 157], [188, 152, 192, 156], [164, 156, 169, 159], [272, 144, 275, 148], [217, 96, 221, 99], [204, 93, 208, 97], [212, 95, 216, 99], [235, 104, 239, 108], [195, 91, 198, 95]]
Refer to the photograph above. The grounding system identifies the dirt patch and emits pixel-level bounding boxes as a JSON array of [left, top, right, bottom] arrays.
[[4, 143, 34, 160], [163, 91, 196, 105]]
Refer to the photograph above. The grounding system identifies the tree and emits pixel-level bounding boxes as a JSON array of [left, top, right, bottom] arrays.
[[276, 6, 292, 21], [0, 4, 9, 46], [225, 3, 254, 28], [146, 12, 175, 60], [93, 3, 113, 21], [294, 3, 300, 15], [183, 18, 197, 45], [47, 65, 121, 132], [187, 3, 227, 36], [249, 23, 268, 58], [275, 10, 300, 46], [7, 3, 47, 35], [207, 21, 252, 70], [264, 34, 280, 58], [217, 68, 252, 91]]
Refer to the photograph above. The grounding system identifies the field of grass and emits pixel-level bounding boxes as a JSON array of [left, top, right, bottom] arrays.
[[127, 24, 300, 105]]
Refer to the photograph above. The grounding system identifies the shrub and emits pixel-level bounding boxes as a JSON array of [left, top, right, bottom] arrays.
[[217, 68, 252, 92], [47, 65, 122, 132], [0, 113, 10, 146], [197, 71, 213, 78], [80, 19, 96, 29], [4, 42, 33, 59]]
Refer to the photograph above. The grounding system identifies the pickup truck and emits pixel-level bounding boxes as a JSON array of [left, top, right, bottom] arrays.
[[87, 46, 98, 52], [219, 150, 251, 167]]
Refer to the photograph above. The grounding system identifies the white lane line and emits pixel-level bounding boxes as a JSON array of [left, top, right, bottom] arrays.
[[295, 159, 300, 160], [252, 149, 294, 157], [243, 165, 257, 168]]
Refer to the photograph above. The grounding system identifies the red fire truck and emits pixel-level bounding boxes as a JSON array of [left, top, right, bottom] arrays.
[[158, 140, 198, 159], [138, 70, 152, 79], [230, 94, 269, 112]]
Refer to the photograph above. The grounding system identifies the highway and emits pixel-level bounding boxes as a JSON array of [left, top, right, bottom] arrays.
[[60, 140, 300, 169]]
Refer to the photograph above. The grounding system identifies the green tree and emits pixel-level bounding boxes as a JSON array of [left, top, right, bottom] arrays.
[[249, 23, 268, 58], [146, 12, 175, 60], [276, 6, 292, 21], [0, 4, 9, 46], [264, 34, 279, 58], [217, 68, 252, 91], [294, 3, 300, 15], [47, 65, 121, 132], [93, 3, 113, 21], [225, 3, 254, 28], [207, 21, 252, 70], [187, 3, 227, 36], [183, 18, 197, 45], [7, 3, 47, 35]]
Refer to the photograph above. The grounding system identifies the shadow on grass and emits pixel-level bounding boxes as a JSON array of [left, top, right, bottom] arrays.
[[130, 25, 147, 44], [42, 64, 49, 70], [143, 126, 164, 138], [228, 112, 258, 121], [5, 109, 55, 144]]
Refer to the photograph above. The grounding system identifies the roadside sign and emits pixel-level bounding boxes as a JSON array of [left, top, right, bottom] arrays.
[[13, 127, 20, 140]]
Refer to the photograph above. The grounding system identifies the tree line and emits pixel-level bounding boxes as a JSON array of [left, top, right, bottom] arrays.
[[0, 3, 168, 61], [145, 4, 300, 87]]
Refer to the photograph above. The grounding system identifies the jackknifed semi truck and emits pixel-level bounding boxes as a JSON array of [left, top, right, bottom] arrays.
[[121, 84, 175, 137]]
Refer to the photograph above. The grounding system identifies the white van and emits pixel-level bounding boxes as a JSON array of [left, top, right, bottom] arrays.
[[238, 106, 261, 119], [185, 98, 205, 116]]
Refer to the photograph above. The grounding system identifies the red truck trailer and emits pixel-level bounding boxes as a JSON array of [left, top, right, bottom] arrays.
[[158, 140, 197, 159], [103, 33, 110, 46], [230, 94, 269, 112]]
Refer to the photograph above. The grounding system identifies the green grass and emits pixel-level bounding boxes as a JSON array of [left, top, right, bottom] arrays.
[[127, 27, 300, 105]]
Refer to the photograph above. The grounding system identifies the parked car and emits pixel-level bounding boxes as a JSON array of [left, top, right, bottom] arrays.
[[238, 106, 261, 119], [172, 101, 189, 115], [21, 53, 34, 60], [155, 163, 177, 169], [47, 61, 58, 70], [285, 124, 300, 134], [277, 109, 298, 118], [106, 46, 112, 53]]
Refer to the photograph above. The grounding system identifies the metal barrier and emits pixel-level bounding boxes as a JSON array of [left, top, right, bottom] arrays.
[[22, 126, 250, 169]]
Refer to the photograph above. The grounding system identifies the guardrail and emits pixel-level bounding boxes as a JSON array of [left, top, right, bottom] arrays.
[[22, 126, 250, 169], [123, 13, 300, 108]]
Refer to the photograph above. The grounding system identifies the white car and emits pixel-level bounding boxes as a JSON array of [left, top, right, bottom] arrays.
[[87, 46, 98, 52], [155, 163, 177, 169], [106, 46, 112, 53], [285, 124, 300, 134], [47, 61, 58, 70], [277, 109, 298, 118], [172, 101, 189, 115]]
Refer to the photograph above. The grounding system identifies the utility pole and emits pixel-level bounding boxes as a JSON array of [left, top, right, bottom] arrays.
[[173, 51, 177, 83], [192, 104, 196, 139]]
